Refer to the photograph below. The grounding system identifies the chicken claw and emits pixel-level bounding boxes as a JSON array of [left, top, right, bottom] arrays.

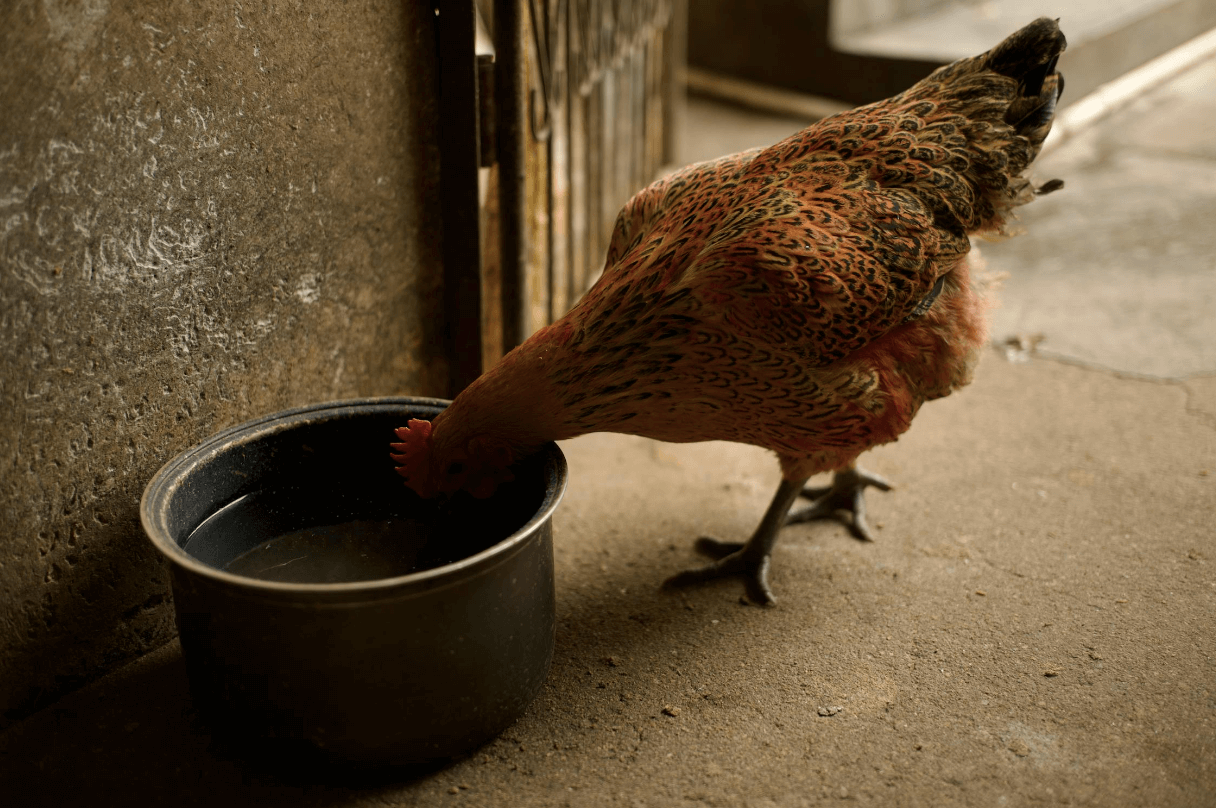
[[663, 478, 808, 606], [663, 544, 776, 606], [786, 466, 892, 542]]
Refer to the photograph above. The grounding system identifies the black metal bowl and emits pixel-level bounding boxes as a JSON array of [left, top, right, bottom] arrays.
[[140, 397, 566, 771]]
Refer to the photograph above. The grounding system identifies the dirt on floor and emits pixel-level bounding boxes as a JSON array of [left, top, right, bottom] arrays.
[[3, 345, 1214, 808]]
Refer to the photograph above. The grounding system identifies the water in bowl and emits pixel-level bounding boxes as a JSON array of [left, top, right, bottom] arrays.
[[183, 483, 520, 584]]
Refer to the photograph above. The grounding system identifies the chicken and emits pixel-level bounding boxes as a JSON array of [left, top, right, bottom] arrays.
[[392, 18, 1066, 604]]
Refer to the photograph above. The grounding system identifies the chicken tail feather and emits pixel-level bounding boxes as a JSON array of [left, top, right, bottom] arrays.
[[987, 17, 1067, 145], [985, 17, 1067, 96]]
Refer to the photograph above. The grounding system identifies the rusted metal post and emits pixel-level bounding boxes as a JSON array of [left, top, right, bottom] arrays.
[[496, 0, 528, 351], [440, 0, 486, 396]]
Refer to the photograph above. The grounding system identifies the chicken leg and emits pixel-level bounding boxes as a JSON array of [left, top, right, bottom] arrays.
[[662, 476, 809, 606], [663, 464, 890, 605], [786, 464, 892, 542]]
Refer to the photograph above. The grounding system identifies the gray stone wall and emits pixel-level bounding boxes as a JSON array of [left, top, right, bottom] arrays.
[[1, 0, 447, 725], [830, 0, 955, 38]]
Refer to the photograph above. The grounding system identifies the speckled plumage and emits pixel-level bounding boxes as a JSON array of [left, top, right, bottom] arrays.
[[501, 18, 1061, 476], [394, 18, 1065, 527]]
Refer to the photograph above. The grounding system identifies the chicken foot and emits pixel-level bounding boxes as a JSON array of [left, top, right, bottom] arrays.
[[785, 465, 892, 542], [663, 465, 891, 605], [662, 477, 809, 606]]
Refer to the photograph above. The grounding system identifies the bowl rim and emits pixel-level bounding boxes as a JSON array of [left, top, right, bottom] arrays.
[[140, 396, 567, 598]]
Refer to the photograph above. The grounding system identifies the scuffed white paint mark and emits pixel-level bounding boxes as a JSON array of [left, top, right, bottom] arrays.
[[56, 168, 81, 195], [71, 209, 93, 238], [41, 0, 109, 55], [0, 188, 30, 209], [141, 22, 174, 52], [145, 224, 167, 266], [11, 250, 62, 296], [47, 139, 83, 157], [295, 274, 321, 304], [24, 380, 51, 400], [330, 348, 345, 390], [4, 212, 29, 239]]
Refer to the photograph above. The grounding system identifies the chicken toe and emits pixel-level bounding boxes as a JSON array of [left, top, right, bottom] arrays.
[[663, 548, 777, 606], [786, 466, 892, 542], [662, 477, 809, 605]]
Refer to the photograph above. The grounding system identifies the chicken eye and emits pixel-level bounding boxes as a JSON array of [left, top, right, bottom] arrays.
[[446, 461, 465, 476]]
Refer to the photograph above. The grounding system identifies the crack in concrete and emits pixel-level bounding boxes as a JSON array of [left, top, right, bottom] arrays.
[[1180, 378, 1216, 433], [960, 543, 1118, 614], [1016, 347, 1210, 385], [1000, 351, 1216, 436], [967, 551, 1030, 582]]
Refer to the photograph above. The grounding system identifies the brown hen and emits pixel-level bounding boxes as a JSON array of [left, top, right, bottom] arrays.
[[392, 18, 1067, 604]]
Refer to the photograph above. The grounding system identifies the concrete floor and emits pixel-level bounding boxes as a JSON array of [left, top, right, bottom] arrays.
[[4, 51, 1216, 808]]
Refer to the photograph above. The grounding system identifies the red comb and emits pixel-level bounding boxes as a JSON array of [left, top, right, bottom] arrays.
[[390, 419, 438, 498]]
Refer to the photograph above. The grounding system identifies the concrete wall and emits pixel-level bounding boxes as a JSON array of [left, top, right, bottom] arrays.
[[830, 0, 956, 38], [0, 0, 447, 725], [687, 0, 942, 104]]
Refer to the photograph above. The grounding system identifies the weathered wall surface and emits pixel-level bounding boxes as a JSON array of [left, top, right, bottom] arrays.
[[0, 0, 447, 725]]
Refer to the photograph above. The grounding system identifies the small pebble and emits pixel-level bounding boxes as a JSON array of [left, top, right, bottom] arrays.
[[662, 705, 681, 717], [817, 705, 843, 717]]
